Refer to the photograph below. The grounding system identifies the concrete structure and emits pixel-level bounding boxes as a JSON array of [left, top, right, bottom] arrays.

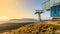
[[42, 0, 50, 10], [42, 0, 60, 18], [42, 0, 60, 10]]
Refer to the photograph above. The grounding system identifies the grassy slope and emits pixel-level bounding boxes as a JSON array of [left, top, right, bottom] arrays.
[[16, 22, 60, 34]]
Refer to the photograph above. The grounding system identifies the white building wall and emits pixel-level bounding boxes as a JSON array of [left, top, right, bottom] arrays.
[[42, 0, 60, 10]]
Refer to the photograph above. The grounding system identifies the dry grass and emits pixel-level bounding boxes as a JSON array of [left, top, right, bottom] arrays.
[[15, 21, 60, 34]]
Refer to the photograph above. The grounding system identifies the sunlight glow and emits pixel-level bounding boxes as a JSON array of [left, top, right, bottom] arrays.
[[0, 16, 10, 19]]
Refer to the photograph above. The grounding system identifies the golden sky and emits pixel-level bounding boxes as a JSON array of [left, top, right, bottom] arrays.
[[0, 0, 20, 19], [0, 0, 28, 19], [0, 0, 38, 19], [0, 0, 51, 20]]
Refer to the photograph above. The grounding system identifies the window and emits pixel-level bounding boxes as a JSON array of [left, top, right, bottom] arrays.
[[51, 4, 60, 17], [57, 4, 60, 17], [51, 6, 56, 17]]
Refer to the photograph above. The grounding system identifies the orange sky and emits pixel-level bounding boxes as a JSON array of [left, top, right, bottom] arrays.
[[0, 0, 20, 19], [0, 0, 38, 19], [0, 0, 29, 19], [0, 0, 51, 20]]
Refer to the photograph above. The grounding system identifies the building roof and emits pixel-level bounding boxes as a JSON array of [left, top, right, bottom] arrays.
[[42, 0, 60, 11]]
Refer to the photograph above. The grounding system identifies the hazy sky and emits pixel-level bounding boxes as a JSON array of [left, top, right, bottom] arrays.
[[0, 0, 51, 20]]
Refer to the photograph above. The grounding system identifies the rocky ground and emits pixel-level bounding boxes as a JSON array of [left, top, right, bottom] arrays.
[[15, 20, 60, 34]]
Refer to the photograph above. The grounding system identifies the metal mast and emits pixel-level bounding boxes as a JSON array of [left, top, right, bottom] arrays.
[[35, 10, 44, 21]]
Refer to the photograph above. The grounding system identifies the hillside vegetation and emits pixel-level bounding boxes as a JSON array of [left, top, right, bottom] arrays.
[[16, 22, 60, 34]]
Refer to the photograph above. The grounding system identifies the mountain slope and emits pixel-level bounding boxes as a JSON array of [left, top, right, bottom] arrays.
[[0, 18, 37, 31], [7, 18, 37, 23], [16, 22, 60, 34]]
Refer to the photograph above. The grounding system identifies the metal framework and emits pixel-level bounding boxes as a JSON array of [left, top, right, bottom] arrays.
[[35, 10, 44, 21]]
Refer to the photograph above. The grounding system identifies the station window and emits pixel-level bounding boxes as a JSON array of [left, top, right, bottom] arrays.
[[51, 4, 60, 17]]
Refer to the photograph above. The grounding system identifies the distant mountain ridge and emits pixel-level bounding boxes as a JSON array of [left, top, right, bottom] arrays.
[[7, 18, 38, 23], [0, 18, 37, 31]]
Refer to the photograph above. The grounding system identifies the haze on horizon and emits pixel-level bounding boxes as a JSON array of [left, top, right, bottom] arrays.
[[0, 0, 51, 20]]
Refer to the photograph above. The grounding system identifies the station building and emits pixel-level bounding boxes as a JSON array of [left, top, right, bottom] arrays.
[[42, 0, 60, 18]]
